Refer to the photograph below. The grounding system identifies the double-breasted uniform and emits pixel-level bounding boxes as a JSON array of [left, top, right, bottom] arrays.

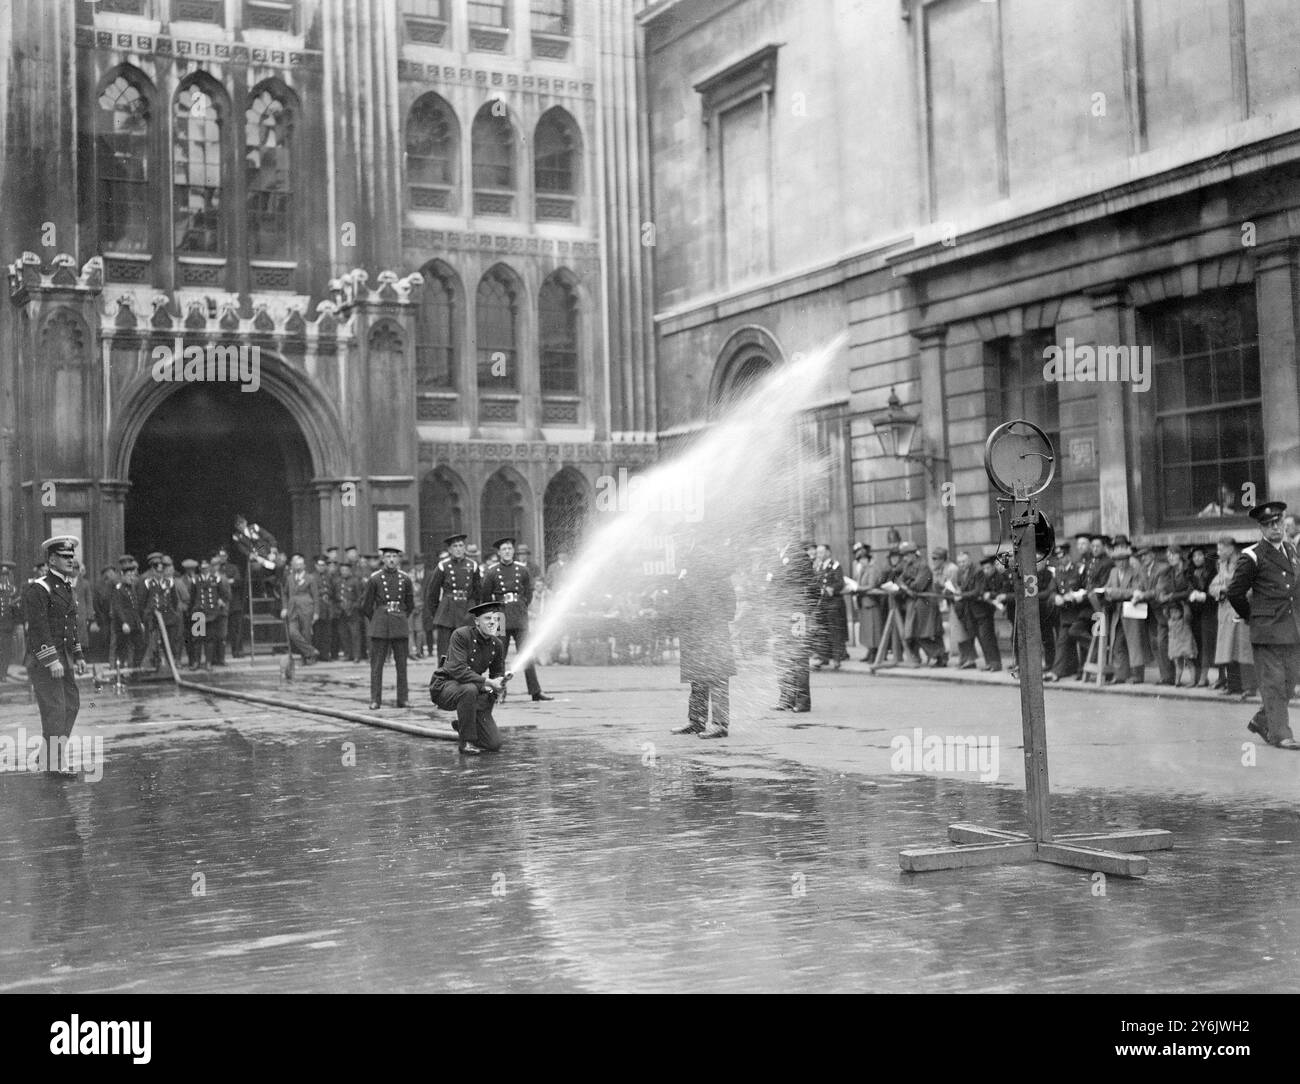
[[24, 570, 84, 740], [479, 559, 542, 698], [110, 579, 146, 668], [361, 567, 415, 706], [426, 555, 480, 664], [139, 573, 182, 670], [1227, 539, 1300, 744], [191, 573, 229, 669]]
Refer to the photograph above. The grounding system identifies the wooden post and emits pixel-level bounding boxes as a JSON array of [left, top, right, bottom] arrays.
[[1013, 486, 1051, 843]]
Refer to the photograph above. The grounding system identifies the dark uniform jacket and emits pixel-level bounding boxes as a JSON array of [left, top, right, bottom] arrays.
[[426, 555, 480, 629], [0, 578, 21, 631], [192, 573, 229, 616], [431, 624, 505, 687], [362, 568, 415, 639], [337, 574, 363, 617], [769, 546, 819, 617], [111, 579, 145, 631], [479, 560, 533, 630], [139, 574, 181, 621], [24, 570, 83, 670], [1227, 539, 1300, 645]]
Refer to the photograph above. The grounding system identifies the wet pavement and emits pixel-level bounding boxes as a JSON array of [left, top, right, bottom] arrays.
[[0, 659, 1297, 992]]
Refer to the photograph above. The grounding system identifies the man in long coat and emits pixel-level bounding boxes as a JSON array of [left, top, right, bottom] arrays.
[[768, 532, 818, 711], [1210, 538, 1254, 696], [1103, 536, 1152, 684], [899, 543, 944, 666], [1227, 502, 1300, 748], [670, 532, 737, 738]]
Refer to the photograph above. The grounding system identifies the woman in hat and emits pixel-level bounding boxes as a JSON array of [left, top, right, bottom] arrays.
[[852, 543, 882, 662], [1209, 538, 1256, 698]]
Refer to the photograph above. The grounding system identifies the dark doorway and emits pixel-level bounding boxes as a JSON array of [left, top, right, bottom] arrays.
[[125, 381, 312, 561]]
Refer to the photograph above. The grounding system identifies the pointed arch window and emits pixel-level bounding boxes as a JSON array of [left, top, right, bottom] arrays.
[[245, 88, 293, 258], [173, 84, 223, 254], [534, 110, 579, 220], [418, 265, 458, 390], [539, 275, 578, 394], [97, 73, 151, 253], [477, 271, 518, 391], [472, 109, 515, 215], [407, 95, 458, 211]]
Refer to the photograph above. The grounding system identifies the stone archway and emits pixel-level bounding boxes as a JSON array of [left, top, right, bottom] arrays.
[[107, 351, 349, 562]]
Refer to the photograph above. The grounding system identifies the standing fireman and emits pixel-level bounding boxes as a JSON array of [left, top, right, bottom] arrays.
[[1227, 501, 1300, 750], [479, 537, 551, 701], [362, 546, 414, 710], [426, 533, 479, 664], [24, 537, 87, 773]]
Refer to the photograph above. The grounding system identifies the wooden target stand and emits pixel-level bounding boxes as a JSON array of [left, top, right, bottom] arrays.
[[899, 421, 1172, 877]]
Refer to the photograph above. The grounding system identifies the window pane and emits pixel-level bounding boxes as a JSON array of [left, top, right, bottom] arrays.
[[476, 273, 517, 390], [245, 90, 291, 258], [1143, 285, 1261, 524], [174, 86, 222, 254]]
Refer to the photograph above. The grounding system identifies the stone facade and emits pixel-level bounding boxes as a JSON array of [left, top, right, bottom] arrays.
[[0, 0, 654, 573], [640, 0, 1300, 555]]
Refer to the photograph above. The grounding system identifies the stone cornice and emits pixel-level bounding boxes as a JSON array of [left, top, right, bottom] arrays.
[[75, 25, 319, 69], [888, 128, 1300, 279], [397, 60, 593, 99]]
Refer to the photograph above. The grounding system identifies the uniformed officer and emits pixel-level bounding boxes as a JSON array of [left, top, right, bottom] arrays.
[[24, 536, 87, 773], [429, 599, 508, 755], [139, 552, 183, 672], [1227, 501, 1300, 750], [191, 557, 229, 671], [361, 546, 415, 709], [0, 559, 21, 680], [425, 533, 480, 665], [111, 555, 146, 669], [178, 558, 199, 667], [479, 537, 551, 701]]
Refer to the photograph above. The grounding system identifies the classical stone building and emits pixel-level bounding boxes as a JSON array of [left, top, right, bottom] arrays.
[[639, 0, 1300, 556], [1, 0, 654, 574]]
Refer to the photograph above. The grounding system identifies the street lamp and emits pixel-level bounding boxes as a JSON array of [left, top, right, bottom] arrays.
[[868, 387, 947, 486]]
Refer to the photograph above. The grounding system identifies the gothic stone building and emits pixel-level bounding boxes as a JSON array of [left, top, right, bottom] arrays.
[[1, 0, 654, 574]]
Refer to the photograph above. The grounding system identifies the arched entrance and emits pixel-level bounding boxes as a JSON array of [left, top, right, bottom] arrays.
[[124, 381, 312, 559]]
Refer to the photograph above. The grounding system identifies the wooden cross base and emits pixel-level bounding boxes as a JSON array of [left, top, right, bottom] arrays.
[[900, 823, 1173, 877]]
